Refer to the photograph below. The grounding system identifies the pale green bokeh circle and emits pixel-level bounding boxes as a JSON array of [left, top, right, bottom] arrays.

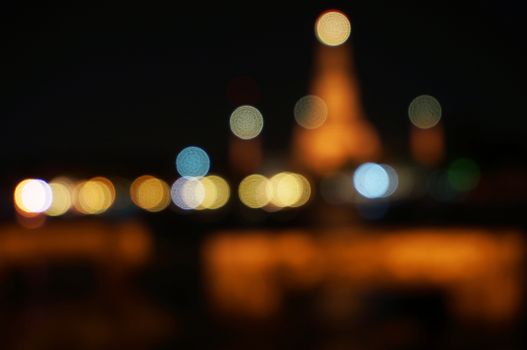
[[229, 105, 264, 140], [408, 95, 442, 129], [294, 95, 328, 129]]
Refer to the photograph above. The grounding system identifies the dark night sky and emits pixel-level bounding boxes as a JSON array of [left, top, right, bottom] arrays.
[[2, 1, 526, 177]]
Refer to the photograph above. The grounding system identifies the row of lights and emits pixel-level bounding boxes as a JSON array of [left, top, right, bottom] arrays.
[[12, 161, 404, 217], [11, 172, 304, 216], [13, 157, 480, 219], [239, 173, 311, 209]]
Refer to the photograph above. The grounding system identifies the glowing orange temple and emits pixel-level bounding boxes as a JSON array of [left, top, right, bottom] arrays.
[[293, 45, 381, 175]]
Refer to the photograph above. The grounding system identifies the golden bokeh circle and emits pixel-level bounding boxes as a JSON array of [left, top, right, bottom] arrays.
[[238, 174, 273, 208], [74, 177, 115, 214], [130, 175, 171, 212], [315, 11, 351, 47]]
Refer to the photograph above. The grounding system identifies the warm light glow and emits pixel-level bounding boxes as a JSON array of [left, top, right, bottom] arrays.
[[130, 175, 171, 212], [171, 177, 205, 210], [14, 179, 53, 214], [16, 211, 47, 228], [269, 172, 311, 208], [176, 146, 210, 178], [408, 95, 442, 129], [199, 175, 231, 210], [1, 221, 153, 268], [315, 10, 351, 47], [46, 178, 73, 216], [229, 137, 263, 175], [410, 123, 445, 166], [353, 163, 390, 199], [292, 44, 382, 175], [204, 229, 523, 321], [294, 95, 328, 129], [74, 177, 115, 214], [229, 105, 264, 140], [238, 174, 273, 208]]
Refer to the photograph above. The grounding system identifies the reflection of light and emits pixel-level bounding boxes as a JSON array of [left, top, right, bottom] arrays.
[[204, 229, 524, 322], [315, 10, 351, 47], [46, 178, 73, 216], [408, 95, 442, 129], [171, 177, 205, 210], [269, 172, 311, 208], [16, 211, 46, 228], [239, 174, 273, 208], [176, 146, 210, 178], [229, 105, 264, 140], [294, 95, 328, 129], [353, 163, 389, 199], [447, 158, 480, 192], [74, 177, 115, 214], [199, 175, 230, 210], [14, 179, 53, 214], [130, 175, 171, 212]]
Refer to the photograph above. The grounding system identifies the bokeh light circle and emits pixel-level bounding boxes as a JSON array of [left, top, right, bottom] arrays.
[[408, 95, 442, 129], [294, 95, 328, 129], [315, 10, 351, 47], [380, 164, 399, 198], [171, 177, 205, 210], [74, 177, 115, 215], [130, 175, 171, 212], [176, 146, 210, 178], [46, 178, 73, 216], [269, 172, 312, 208], [14, 179, 53, 214], [290, 173, 311, 207], [229, 105, 264, 140], [238, 174, 273, 208], [198, 175, 230, 210], [353, 163, 390, 199], [270, 172, 301, 208]]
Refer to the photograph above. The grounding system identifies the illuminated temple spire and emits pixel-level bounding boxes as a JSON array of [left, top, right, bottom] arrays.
[[293, 44, 381, 175]]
